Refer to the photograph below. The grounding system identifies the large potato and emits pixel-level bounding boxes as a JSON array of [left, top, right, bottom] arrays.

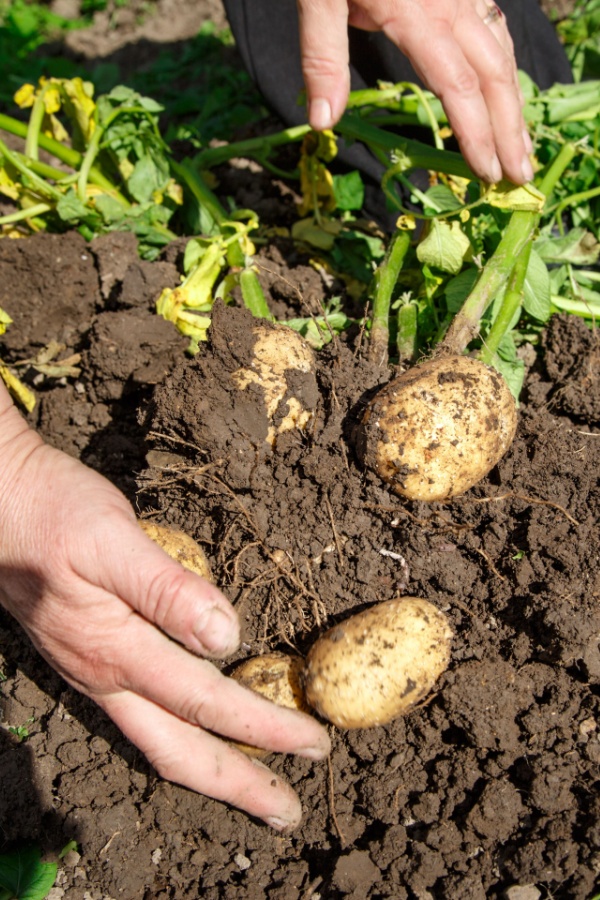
[[304, 598, 452, 729], [230, 651, 309, 757], [231, 322, 318, 446], [356, 355, 517, 502], [138, 520, 213, 582]]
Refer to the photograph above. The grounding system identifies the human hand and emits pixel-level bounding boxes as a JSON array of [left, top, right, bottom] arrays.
[[0, 393, 330, 831], [297, 0, 534, 185]]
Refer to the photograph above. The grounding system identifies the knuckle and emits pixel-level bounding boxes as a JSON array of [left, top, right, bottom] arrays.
[[449, 66, 480, 97], [302, 53, 342, 82], [488, 54, 516, 86], [145, 745, 190, 784], [144, 566, 191, 633], [177, 674, 222, 732]]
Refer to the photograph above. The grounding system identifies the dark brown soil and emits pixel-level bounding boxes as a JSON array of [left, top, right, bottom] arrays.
[[1, 1, 598, 899], [1, 205, 599, 900]]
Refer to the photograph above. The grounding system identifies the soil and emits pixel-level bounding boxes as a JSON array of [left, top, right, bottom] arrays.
[[1, 1, 598, 899]]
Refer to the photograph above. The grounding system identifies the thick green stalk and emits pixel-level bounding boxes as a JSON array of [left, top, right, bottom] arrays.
[[170, 158, 229, 229], [335, 114, 474, 179], [479, 240, 532, 365], [368, 230, 411, 366], [439, 142, 577, 356], [397, 301, 419, 364]]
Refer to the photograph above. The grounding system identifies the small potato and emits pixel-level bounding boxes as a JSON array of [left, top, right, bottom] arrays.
[[231, 322, 318, 446], [138, 520, 213, 582], [230, 651, 309, 757], [304, 598, 452, 729], [356, 355, 517, 502]]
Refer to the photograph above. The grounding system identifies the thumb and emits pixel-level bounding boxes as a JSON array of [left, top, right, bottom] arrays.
[[297, 0, 351, 129], [89, 510, 240, 658]]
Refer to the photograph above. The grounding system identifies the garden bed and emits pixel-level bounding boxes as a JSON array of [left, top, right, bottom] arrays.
[[1, 1, 599, 898], [0, 216, 599, 900]]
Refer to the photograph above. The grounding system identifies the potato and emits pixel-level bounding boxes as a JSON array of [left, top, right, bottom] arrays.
[[138, 520, 213, 582], [230, 651, 309, 757], [356, 355, 517, 502], [231, 322, 318, 446], [304, 598, 452, 729]]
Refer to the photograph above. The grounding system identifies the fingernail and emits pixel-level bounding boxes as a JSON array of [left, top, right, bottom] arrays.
[[195, 607, 238, 656], [523, 128, 533, 154], [522, 155, 534, 183], [296, 741, 331, 761], [489, 155, 502, 184], [264, 816, 294, 833], [309, 98, 332, 131]]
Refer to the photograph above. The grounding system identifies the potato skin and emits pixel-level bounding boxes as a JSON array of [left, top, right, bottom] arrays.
[[357, 355, 517, 502], [138, 520, 213, 582], [231, 652, 309, 757], [304, 598, 452, 729], [231, 322, 318, 447]]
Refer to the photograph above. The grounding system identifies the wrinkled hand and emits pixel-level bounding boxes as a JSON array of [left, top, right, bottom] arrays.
[[297, 0, 534, 184], [0, 392, 330, 831]]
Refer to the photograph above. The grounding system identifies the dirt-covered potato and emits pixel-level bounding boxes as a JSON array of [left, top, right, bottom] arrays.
[[230, 651, 309, 757], [304, 598, 452, 729], [356, 355, 517, 502], [231, 322, 318, 446], [138, 520, 213, 582]]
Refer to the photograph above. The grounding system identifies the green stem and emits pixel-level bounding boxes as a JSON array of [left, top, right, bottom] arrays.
[[25, 86, 48, 161], [397, 301, 419, 364], [194, 125, 311, 169], [368, 229, 411, 366], [479, 240, 532, 365], [439, 142, 577, 356], [335, 114, 474, 180], [170, 158, 229, 229], [0, 112, 129, 202], [77, 123, 104, 203], [0, 203, 52, 224], [0, 137, 62, 201]]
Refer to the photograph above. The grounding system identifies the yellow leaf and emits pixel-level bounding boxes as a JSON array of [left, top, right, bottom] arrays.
[[13, 83, 35, 109], [483, 179, 545, 212], [0, 365, 36, 412], [59, 77, 97, 147], [292, 216, 342, 250], [43, 84, 62, 115], [396, 214, 416, 231], [0, 307, 13, 334]]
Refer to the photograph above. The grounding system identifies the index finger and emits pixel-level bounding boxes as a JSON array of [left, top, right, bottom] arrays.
[[382, 7, 529, 183], [112, 613, 331, 759], [297, 0, 351, 129]]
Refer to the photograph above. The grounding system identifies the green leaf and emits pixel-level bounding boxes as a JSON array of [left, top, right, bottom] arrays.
[[0, 847, 57, 900], [444, 266, 479, 313], [423, 184, 463, 213], [127, 154, 169, 204], [492, 354, 525, 402], [332, 171, 364, 211], [55, 190, 91, 224], [534, 228, 600, 266], [523, 249, 552, 322], [416, 219, 470, 275]]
